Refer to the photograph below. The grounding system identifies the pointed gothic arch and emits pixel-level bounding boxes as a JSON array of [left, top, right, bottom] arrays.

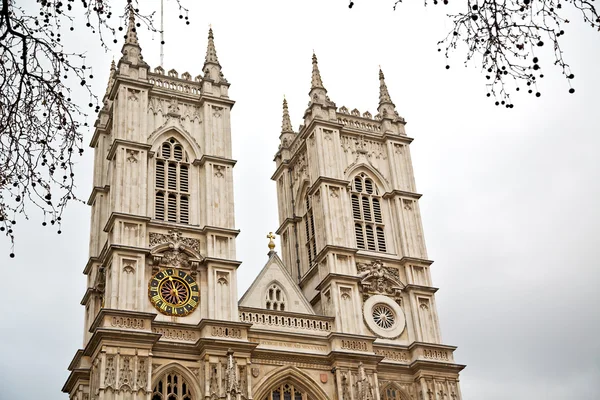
[[253, 366, 329, 400], [264, 280, 289, 311], [151, 362, 201, 400], [379, 383, 411, 400], [148, 125, 202, 160], [344, 164, 390, 194]]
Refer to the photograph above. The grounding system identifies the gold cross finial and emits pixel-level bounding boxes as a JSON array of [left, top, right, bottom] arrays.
[[267, 232, 276, 251]]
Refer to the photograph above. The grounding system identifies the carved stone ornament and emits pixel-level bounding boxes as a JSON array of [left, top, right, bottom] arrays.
[[149, 229, 202, 269], [355, 363, 374, 400], [251, 367, 260, 378], [320, 373, 328, 383], [356, 260, 404, 298], [226, 349, 240, 394]]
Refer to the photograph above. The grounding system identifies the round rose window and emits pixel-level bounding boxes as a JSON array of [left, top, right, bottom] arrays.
[[372, 304, 395, 329], [363, 294, 406, 339]]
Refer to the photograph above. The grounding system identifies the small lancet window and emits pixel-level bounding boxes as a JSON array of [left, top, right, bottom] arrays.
[[155, 138, 190, 224], [265, 283, 286, 311], [351, 173, 387, 252]]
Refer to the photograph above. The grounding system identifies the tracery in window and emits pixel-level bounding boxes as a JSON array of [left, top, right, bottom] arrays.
[[304, 196, 317, 266], [152, 372, 193, 400], [264, 383, 307, 400], [352, 174, 386, 252], [155, 138, 190, 224], [265, 283, 286, 311], [381, 386, 401, 400]]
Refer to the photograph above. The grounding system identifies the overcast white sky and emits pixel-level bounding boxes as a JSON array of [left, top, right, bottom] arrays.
[[1, 0, 599, 399]]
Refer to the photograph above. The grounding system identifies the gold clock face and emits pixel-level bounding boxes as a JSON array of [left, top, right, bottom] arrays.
[[148, 268, 199, 316]]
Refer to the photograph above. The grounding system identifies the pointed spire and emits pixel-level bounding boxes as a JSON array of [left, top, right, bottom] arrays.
[[205, 27, 220, 65], [119, 5, 147, 68], [378, 67, 394, 107], [281, 97, 293, 133], [311, 52, 325, 90], [125, 6, 139, 46]]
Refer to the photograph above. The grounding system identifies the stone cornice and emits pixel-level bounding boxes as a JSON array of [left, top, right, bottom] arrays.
[[275, 217, 302, 235], [382, 189, 422, 200], [408, 360, 466, 374], [198, 93, 236, 108], [87, 185, 110, 206], [194, 154, 237, 167], [90, 116, 112, 148], [61, 368, 90, 394], [299, 117, 344, 138], [106, 139, 152, 161], [399, 256, 434, 267], [307, 176, 351, 196], [83, 256, 100, 275], [201, 257, 242, 268], [199, 225, 240, 237], [83, 328, 161, 358], [89, 308, 157, 333], [382, 132, 413, 144], [315, 273, 362, 291], [103, 212, 152, 233], [404, 284, 439, 294], [80, 287, 96, 306], [67, 349, 85, 371], [108, 75, 153, 100], [270, 159, 290, 180], [313, 244, 357, 265]]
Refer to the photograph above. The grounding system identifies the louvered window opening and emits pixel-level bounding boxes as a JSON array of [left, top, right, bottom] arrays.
[[155, 138, 190, 224], [305, 197, 317, 267], [352, 175, 386, 252]]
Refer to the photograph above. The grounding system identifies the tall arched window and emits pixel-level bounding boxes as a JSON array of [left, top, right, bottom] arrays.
[[304, 196, 316, 266], [264, 383, 307, 400], [155, 138, 190, 224], [265, 283, 286, 311], [352, 173, 386, 252], [152, 372, 193, 400]]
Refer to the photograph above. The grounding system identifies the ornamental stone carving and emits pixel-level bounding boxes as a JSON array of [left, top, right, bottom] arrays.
[[355, 363, 374, 400], [149, 229, 200, 253], [357, 260, 404, 298], [149, 229, 202, 269]]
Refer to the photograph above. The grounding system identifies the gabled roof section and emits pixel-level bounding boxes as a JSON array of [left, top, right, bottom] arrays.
[[239, 252, 315, 314]]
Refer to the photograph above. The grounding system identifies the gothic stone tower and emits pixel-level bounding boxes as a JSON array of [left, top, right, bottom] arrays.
[[268, 54, 465, 399], [63, 12, 252, 400], [63, 12, 465, 400]]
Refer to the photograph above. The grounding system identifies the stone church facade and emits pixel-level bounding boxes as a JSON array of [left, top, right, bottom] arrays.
[[63, 10, 465, 400]]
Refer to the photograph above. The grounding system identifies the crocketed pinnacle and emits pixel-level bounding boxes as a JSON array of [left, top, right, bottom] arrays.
[[378, 68, 394, 106], [281, 97, 293, 133], [125, 6, 139, 46], [311, 52, 325, 90], [205, 27, 220, 65]]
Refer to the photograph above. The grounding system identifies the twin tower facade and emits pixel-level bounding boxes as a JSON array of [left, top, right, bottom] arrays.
[[63, 11, 465, 400]]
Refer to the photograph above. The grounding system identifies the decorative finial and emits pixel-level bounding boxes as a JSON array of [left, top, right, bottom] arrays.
[[205, 26, 219, 64], [378, 67, 394, 107], [281, 97, 293, 133], [125, 5, 139, 46], [267, 232, 276, 251], [311, 52, 325, 90]]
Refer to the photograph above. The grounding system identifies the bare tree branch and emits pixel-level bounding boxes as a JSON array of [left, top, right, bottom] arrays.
[[0, 0, 190, 257]]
